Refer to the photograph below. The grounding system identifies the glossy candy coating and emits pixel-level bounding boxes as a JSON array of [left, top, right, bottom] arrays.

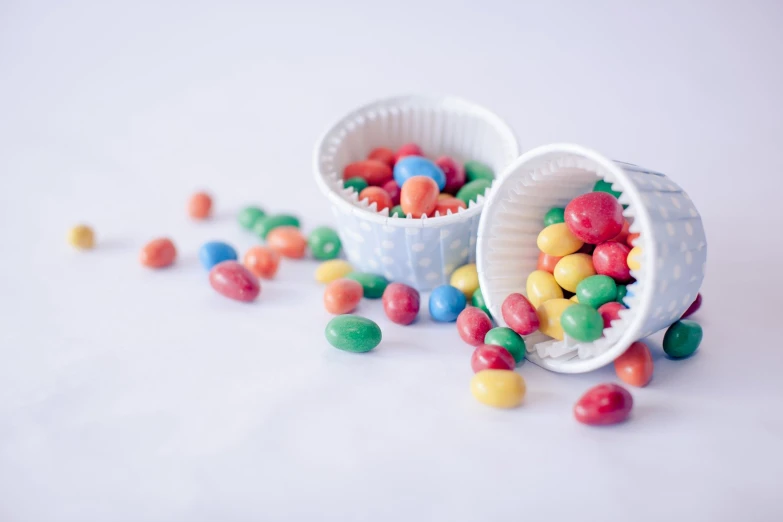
[[526, 270, 564, 308], [457, 307, 493, 346], [68, 225, 95, 250], [543, 207, 566, 227], [614, 341, 653, 387], [243, 246, 280, 279], [663, 320, 703, 358], [537, 223, 584, 257], [574, 383, 633, 426], [359, 186, 393, 212], [368, 147, 396, 167], [237, 206, 266, 230], [565, 192, 624, 244], [437, 156, 465, 195], [450, 263, 479, 299], [597, 301, 625, 329], [325, 315, 382, 353], [592, 241, 632, 283], [501, 293, 540, 336], [435, 197, 466, 216], [390, 205, 406, 218], [464, 160, 494, 183], [343, 160, 393, 186], [199, 241, 238, 270], [253, 214, 300, 240], [536, 298, 575, 341], [471, 287, 492, 317], [484, 327, 526, 363], [382, 282, 420, 325], [455, 179, 491, 206], [682, 293, 702, 319], [323, 279, 364, 315], [209, 261, 260, 302], [400, 176, 439, 218], [393, 156, 446, 190], [395, 142, 423, 161], [627, 246, 642, 272], [308, 226, 342, 261], [471, 344, 515, 373], [140, 238, 177, 268], [344, 272, 389, 299], [537, 252, 562, 274], [315, 259, 354, 284], [188, 192, 213, 220], [592, 179, 623, 200], [343, 177, 369, 193], [560, 304, 604, 342], [470, 370, 526, 409], [428, 285, 467, 322], [267, 226, 307, 259], [576, 275, 618, 309], [553, 253, 596, 293], [382, 180, 401, 206]]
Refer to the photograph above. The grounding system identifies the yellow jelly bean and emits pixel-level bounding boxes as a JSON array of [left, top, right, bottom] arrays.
[[570, 294, 579, 303], [536, 223, 584, 257], [537, 298, 575, 340], [315, 259, 354, 284], [553, 253, 596, 293], [526, 270, 564, 308], [450, 263, 479, 299], [627, 246, 642, 271], [68, 224, 95, 250], [470, 370, 526, 409]]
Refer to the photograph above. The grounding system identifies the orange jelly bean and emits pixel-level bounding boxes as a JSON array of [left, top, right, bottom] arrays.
[[243, 246, 280, 279], [266, 226, 307, 259], [140, 238, 176, 268], [537, 252, 562, 274], [324, 278, 364, 314], [434, 196, 466, 216], [188, 192, 212, 219], [400, 176, 439, 218], [614, 341, 654, 387], [358, 186, 393, 212], [627, 232, 640, 247]]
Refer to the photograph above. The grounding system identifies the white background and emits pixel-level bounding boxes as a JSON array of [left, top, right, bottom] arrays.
[[1, 1, 782, 521]]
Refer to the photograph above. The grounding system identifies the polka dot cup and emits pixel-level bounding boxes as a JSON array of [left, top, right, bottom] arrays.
[[477, 144, 707, 374], [314, 95, 519, 291]]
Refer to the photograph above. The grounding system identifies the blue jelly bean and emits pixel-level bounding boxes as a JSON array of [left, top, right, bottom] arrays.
[[429, 285, 467, 322], [393, 156, 446, 191], [199, 241, 238, 270]]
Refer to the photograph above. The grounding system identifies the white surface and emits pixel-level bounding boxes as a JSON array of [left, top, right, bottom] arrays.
[[1, 1, 782, 521]]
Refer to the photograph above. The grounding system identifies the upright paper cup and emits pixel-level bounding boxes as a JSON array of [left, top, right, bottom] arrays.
[[477, 144, 707, 373], [314, 95, 519, 291]]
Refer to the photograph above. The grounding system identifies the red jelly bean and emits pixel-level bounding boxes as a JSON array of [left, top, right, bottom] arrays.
[[359, 186, 394, 212], [471, 344, 516, 373], [501, 293, 540, 335], [598, 301, 625, 329], [565, 192, 624, 244], [614, 341, 654, 387], [456, 307, 493, 346], [324, 278, 364, 315], [382, 282, 420, 325], [343, 160, 393, 186], [396, 143, 422, 161], [209, 261, 260, 302], [592, 241, 632, 283], [574, 383, 633, 426], [434, 196, 467, 216], [367, 147, 395, 167], [382, 180, 401, 206], [437, 156, 466, 195], [537, 252, 562, 274], [681, 293, 702, 319]]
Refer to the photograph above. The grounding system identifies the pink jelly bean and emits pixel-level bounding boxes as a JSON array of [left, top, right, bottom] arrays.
[[501, 293, 540, 335], [457, 307, 493, 346], [396, 143, 423, 161], [382, 180, 401, 206], [592, 241, 633, 283], [565, 192, 624, 244], [471, 344, 516, 373], [682, 293, 702, 319], [598, 301, 625, 329], [209, 261, 260, 302], [436, 156, 466, 195]]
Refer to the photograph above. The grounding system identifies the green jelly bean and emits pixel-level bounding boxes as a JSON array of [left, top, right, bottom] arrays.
[[238, 206, 266, 230], [390, 205, 406, 218], [593, 179, 623, 200], [616, 285, 628, 304], [471, 287, 491, 318], [344, 177, 368, 193], [253, 214, 301, 239], [309, 226, 342, 261], [484, 327, 526, 363], [456, 179, 492, 206], [325, 315, 382, 353], [560, 304, 604, 342], [663, 320, 703, 358], [543, 207, 565, 227], [344, 272, 389, 299], [464, 160, 494, 183], [576, 275, 618, 309]]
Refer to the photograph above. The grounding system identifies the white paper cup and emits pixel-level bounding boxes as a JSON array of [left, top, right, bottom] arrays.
[[314, 95, 519, 291], [477, 144, 707, 373]]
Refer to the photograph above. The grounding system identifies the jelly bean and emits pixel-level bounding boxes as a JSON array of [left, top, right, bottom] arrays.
[[560, 304, 604, 342], [615, 284, 628, 304], [343, 160, 393, 186], [457, 307, 493, 346], [315, 259, 354, 284], [592, 241, 632, 283], [267, 226, 307, 259], [393, 156, 446, 190], [471, 287, 492, 318], [67, 224, 95, 249], [400, 176, 439, 218], [626, 232, 640, 247], [593, 179, 622, 200], [614, 341, 653, 387], [450, 263, 479, 299], [435, 197, 466, 216], [253, 214, 301, 240], [537, 252, 562, 274], [209, 261, 260, 302], [140, 238, 176, 268], [428, 285, 467, 322], [682, 293, 702, 319], [390, 205, 406, 218], [501, 293, 540, 336], [368, 147, 396, 167], [627, 245, 642, 272], [536, 298, 575, 341], [663, 320, 703, 358], [343, 176, 369, 193], [188, 191, 212, 219], [543, 207, 565, 227], [456, 179, 491, 206], [323, 278, 364, 315], [308, 226, 342, 261], [484, 327, 526, 363], [243, 246, 280, 279], [382, 282, 420, 325], [199, 241, 238, 270], [325, 315, 382, 353], [526, 270, 564, 308], [238, 206, 266, 230], [471, 344, 515, 373], [574, 383, 633, 426], [576, 275, 618, 309], [395, 142, 423, 160], [553, 253, 596, 293], [344, 272, 388, 299], [437, 156, 465, 195], [382, 180, 401, 206], [612, 219, 631, 245], [564, 192, 624, 244], [470, 370, 526, 409], [537, 223, 584, 257], [464, 160, 494, 183], [359, 186, 394, 212], [597, 301, 625, 328]]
